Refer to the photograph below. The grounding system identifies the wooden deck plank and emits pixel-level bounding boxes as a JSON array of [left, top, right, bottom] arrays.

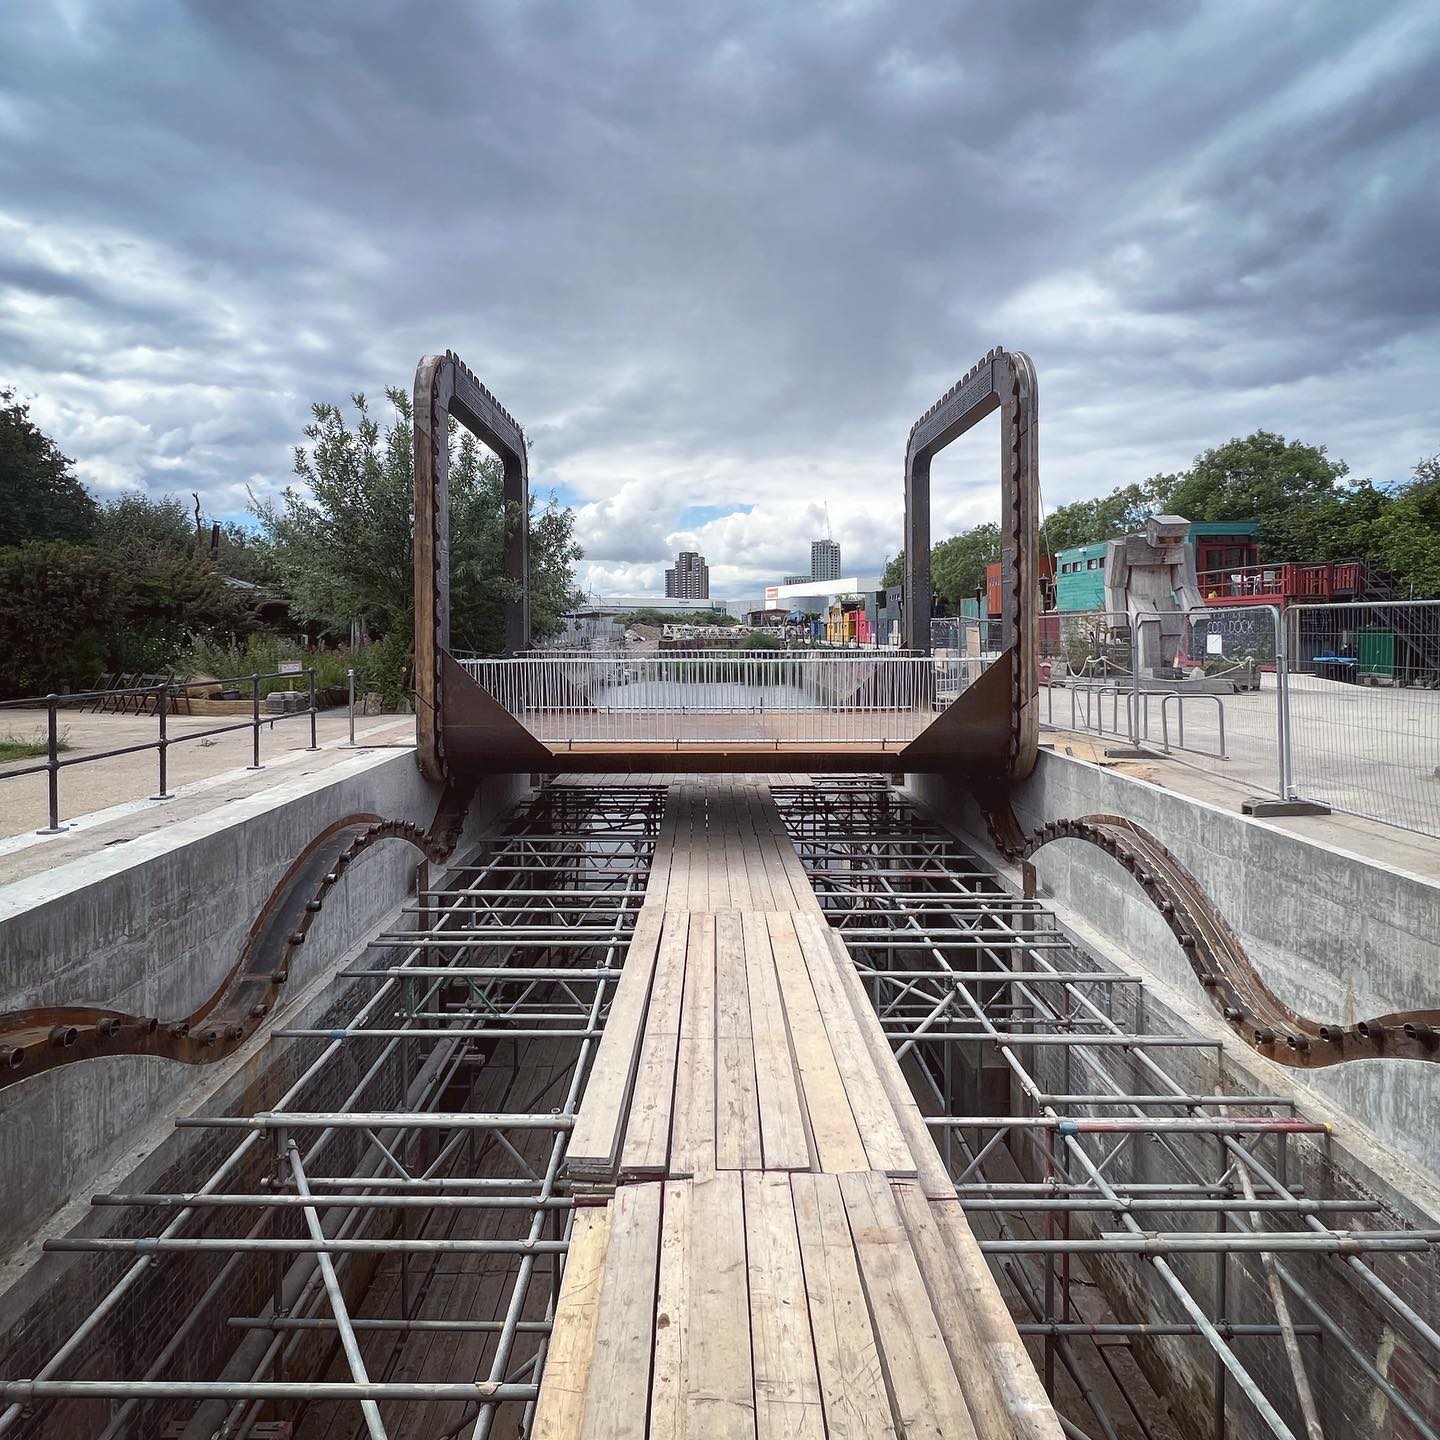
[[743, 1172, 825, 1440], [619, 912, 689, 1178], [723, 787, 754, 909], [565, 906, 666, 1179], [641, 786, 678, 907], [715, 1032, 763, 1172], [670, 913, 717, 1179], [740, 911, 812, 1172], [891, 1185, 1053, 1440], [688, 788, 713, 911], [790, 1173, 895, 1439], [791, 913, 916, 1179], [579, 1185, 662, 1440], [702, 789, 725, 910], [765, 912, 870, 1175], [731, 786, 767, 908], [687, 1171, 757, 1437], [714, 911, 763, 1170], [650, 1180, 691, 1440], [824, 926, 955, 1199], [532, 1205, 612, 1440], [929, 1197, 1065, 1440], [839, 1172, 978, 1440], [666, 789, 693, 911]]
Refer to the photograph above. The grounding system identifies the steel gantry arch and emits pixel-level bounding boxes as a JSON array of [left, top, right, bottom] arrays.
[[414, 351, 535, 784], [901, 347, 1041, 784]]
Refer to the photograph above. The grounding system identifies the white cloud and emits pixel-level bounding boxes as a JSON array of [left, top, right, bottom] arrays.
[[0, 0, 1434, 593]]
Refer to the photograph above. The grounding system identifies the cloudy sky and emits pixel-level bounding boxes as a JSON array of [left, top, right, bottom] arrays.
[[2, 1, 1437, 601]]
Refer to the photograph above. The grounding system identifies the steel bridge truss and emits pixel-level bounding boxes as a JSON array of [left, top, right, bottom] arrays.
[[0, 783, 666, 1440], [773, 779, 1440, 1440]]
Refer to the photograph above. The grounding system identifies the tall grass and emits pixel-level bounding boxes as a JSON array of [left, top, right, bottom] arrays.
[[177, 633, 413, 707], [178, 635, 354, 700]]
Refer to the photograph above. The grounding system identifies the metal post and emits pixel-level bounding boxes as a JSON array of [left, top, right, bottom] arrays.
[[1276, 605, 1294, 798], [307, 669, 319, 750], [36, 694, 65, 834], [347, 668, 357, 746], [248, 675, 263, 770], [152, 681, 172, 800], [1130, 616, 1142, 747]]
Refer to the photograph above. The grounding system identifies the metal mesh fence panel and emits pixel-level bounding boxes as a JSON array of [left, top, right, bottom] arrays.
[[929, 616, 1003, 700], [1036, 611, 1137, 738], [1130, 606, 1284, 796], [1284, 601, 1440, 837]]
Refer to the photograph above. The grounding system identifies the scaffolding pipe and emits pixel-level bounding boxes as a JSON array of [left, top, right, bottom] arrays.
[[289, 1141, 388, 1440], [1229, 1121, 1326, 1440]]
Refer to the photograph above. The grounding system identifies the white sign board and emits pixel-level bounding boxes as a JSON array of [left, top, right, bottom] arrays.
[[279, 660, 304, 674], [1205, 633, 1223, 656]]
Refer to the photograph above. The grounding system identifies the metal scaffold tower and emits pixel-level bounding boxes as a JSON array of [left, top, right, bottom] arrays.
[[0, 784, 666, 1440], [773, 778, 1440, 1440], [4, 776, 1437, 1440]]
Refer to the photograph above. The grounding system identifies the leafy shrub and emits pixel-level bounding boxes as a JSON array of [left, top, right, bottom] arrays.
[[0, 543, 129, 697], [352, 629, 412, 709]]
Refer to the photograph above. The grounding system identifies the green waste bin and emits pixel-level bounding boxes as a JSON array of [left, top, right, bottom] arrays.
[[1357, 627, 1395, 679]]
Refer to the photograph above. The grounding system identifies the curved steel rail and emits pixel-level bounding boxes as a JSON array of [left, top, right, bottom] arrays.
[[985, 807, 1440, 1068], [0, 786, 472, 1091]]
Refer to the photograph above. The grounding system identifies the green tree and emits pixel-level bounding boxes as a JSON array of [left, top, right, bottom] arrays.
[[0, 543, 129, 696], [257, 389, 583, 651], [1041, 481, 1163, 553], [1279, 478, 1390, 567], [0, 388, 96, 546], [94, 492, 194, 564], [931, 523, 1001, 606], [89, 491, 252, 667], [1369, 456, 1440, 597], [216, 521, 284, 588], [880, 553, 904, 589], [1161, 431, 1352, 559]]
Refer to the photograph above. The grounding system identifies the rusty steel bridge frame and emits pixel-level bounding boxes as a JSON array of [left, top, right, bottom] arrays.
[[411, 346, 1044, 788]]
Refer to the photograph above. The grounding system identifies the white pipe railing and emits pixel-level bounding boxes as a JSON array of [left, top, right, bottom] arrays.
[[460, 653, 943, 746]]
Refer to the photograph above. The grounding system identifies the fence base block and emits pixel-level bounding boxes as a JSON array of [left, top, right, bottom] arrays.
[[1242, 797, 1332, 818]]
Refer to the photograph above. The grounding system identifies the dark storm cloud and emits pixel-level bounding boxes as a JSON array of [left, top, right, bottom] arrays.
[[0, 0, 1436, 591]]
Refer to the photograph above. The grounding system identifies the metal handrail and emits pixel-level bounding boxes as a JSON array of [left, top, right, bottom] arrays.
[[0, 670, 320, 834], [460, 652, 941, 746], [1159, 692, 1228, 759]]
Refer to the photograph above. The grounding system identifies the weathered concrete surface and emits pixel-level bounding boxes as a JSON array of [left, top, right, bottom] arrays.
[[0, 747, 524, 1254], [908, 748, 1440, 1183]]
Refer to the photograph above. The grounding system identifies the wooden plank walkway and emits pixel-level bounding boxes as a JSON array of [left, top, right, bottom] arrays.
[[535, 777, 1062, 1440]]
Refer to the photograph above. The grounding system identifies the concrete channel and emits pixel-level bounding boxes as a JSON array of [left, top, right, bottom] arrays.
[[0, 750, 1436, 1439]]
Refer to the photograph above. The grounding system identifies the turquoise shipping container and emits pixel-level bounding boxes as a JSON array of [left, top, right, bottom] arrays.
[[1055, 542, 1109, 612]]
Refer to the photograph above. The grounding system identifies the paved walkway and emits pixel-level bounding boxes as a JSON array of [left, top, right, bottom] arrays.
[[0, 713, 416, 884], [1043, 672, 1440, 844], [533, 778, 1059, 1440]]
